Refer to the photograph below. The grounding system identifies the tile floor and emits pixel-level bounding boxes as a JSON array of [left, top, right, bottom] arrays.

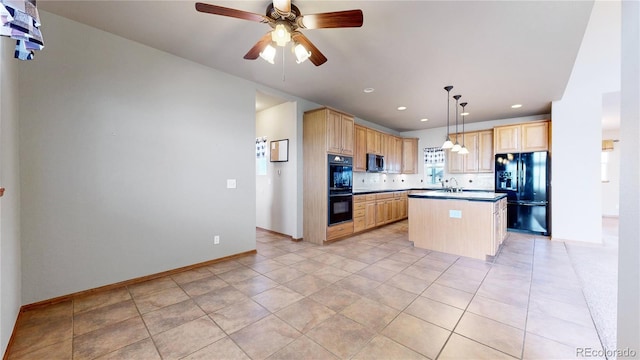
[[6, 221, 607, 360]]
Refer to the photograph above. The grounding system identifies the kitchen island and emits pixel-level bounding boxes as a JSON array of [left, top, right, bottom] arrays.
[[408, 191, 507, 260]]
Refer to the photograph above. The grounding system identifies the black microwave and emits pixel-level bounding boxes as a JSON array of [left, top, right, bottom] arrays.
[[366, 153, 385, 172]]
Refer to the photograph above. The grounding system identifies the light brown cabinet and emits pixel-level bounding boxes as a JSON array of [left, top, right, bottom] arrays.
[[402, 138, 419, 174], [303, 107, 356, 244], [521, 121, 549, 152], [447, 133, 465, 173], [382, 134, 402, 173], [478, 130, 494, 172], [354, 125, 367, 172], [326, 110, 354, 155], [366, 128, 382, 155], [364, 200, 376, 229], [392, 137, 403, 173], [494, 120, 549, 153], [375, 193, 393, 226], [448, 130, 493, 174], [354, 192, 407, 234], [354, 125, 418, 174], [354, 194, 378, 233]]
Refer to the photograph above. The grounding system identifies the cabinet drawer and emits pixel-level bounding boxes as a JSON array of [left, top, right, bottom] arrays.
[[354, 208, 365, 218], [394, 191, 408, 199], [354, 202, 366, 211], [353, 195, 366, 203], [376, 193, 393, 200], [327, 222, 354, 240], [365, 194, 376, 201]]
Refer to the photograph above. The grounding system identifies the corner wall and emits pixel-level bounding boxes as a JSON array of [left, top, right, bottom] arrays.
[[256, 101, 298, 238], [18, 12, 257, 304], [551, 0, 620, 243], [0, 38, 22, 356], [617, 0, 639, 352]]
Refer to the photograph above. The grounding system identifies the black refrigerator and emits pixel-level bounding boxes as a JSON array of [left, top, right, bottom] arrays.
[[495, 151, 550, 235]]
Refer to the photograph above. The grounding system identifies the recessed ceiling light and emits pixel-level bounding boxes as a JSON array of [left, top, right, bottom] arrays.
[[420, 118, 429, 122], [511, 104, 523, 109], [397, 106, 407, 111], [363, 88, 375, 93], [461, 112, 469, 116]]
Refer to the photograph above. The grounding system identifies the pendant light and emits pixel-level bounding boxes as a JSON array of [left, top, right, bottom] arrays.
[[458, 102, 469, 155], [451, 95, 462, 152], [441, 86, 454, 149]]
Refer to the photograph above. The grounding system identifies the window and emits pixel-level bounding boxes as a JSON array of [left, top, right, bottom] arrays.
[[424, 147, 445, 185]]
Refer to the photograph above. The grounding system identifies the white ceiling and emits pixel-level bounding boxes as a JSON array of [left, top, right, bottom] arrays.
[[38, 0, 595, 132]]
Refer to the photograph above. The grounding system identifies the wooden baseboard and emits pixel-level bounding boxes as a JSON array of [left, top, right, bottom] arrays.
[[2, 311, 21, 360], [256, 227, 301, 242], [19, 249, 257, 313]]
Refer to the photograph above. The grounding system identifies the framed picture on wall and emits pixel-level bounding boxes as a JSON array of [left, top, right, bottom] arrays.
[[270, 139, 289, 162]]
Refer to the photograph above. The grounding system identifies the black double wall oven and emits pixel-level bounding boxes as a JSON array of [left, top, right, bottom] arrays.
[[328, 155, 353, 226]]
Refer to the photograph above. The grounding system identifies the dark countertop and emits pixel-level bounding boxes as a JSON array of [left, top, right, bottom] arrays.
[[353, 187, 493, 195], [408, 190, 507, 202]]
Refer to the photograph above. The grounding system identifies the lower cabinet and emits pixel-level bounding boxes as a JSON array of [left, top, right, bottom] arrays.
[[354, 191, 408, 234], [327, 221, 354, 241]]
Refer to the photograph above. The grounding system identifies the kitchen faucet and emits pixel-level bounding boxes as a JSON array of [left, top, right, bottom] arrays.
[[447, 177, 461, 192]]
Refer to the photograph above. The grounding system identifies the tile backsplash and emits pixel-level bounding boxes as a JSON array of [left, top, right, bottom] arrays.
[[353, 172, 495, 192]]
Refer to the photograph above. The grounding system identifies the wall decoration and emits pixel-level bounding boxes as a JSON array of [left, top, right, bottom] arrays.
[[1, 0, 44, 60], [256, 136, 267, 175], [270, 139, 289, 162]]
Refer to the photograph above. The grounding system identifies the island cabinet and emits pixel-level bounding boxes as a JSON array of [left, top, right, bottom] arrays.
[[402, 138, 419, 174], [354, 124, 367, 172], [492, 197, 508, 253], [494, 120, 549, 154], [408, 192, 507, 260], [448, 130, 493, 174]]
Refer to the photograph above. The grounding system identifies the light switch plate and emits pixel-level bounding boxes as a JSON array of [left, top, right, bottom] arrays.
[[227, 179, 237, 189]]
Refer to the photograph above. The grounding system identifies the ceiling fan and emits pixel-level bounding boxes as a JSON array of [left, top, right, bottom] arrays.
[[195, 0, 363, 66]]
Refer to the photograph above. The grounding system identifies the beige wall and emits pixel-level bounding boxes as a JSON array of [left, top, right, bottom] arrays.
[[18, 12, 258, 304], [0, 38, 22, 355]]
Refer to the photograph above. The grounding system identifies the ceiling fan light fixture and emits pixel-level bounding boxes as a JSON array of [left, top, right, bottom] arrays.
[[259, 44, 277, 64], [272, 23, 291, 47], [294, 43, 311, 64]]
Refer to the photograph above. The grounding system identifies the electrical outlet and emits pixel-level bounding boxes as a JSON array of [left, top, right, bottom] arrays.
[[214, 235, 220, 245]]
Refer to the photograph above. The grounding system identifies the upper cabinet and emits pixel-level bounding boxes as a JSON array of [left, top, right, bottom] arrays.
[[354, 124, 367, 172], [494, 120, 549, 154], [366, 128, 382, 155], [448, 130, 493, 174], [402, 138, 419, 174], [521, 121, 549, 152], [325, 109, 354, 155]]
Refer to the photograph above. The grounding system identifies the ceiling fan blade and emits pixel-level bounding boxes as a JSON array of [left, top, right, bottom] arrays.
[[292, 32, 327, 66], [298, 10, 363, 29], [195, 2, 270, 23], [273, 0, 291, 15], [243, 33, 273, 60]]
